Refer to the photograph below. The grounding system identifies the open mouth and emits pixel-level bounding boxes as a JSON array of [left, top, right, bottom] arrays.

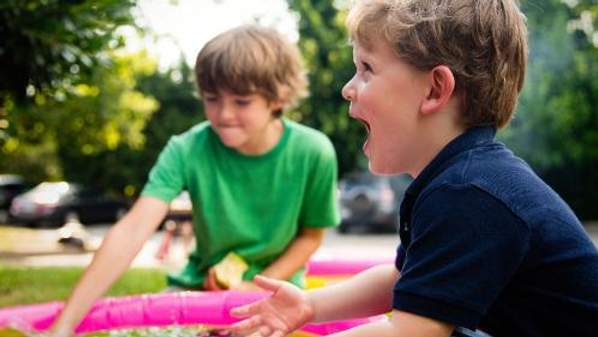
[[356, 118, 371, 133], [352, 117, 371, 154]]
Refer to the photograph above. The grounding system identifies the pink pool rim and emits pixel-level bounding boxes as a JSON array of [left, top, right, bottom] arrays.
[[0, 258, 393, 335]]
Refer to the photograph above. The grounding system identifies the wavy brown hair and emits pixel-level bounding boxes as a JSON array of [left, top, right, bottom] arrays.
[[195, 24, 308, 116], [347, 0, 528, 128]]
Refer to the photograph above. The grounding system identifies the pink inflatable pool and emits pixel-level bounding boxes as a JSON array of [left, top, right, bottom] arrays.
[[0, 258, 393, 335], [306, 257, 393, 276]]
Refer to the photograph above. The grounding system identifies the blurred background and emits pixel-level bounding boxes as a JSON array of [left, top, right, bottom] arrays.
[[1, 0, 597, 228]]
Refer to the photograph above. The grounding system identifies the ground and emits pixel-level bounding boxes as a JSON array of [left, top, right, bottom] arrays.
[[1, 223, 597, 269]]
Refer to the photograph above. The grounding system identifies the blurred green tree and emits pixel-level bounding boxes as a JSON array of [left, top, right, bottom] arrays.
[[501, 0, 598, 219], [0, 52, 159, 194], [110, 59, 202, 197], [0, 0, 136, 105], [288, 0, 366, 176], [0, 0, 158, 195]]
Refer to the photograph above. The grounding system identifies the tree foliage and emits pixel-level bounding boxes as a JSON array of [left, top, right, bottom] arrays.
[[117, 60, 202, 196], [0, 0, 136, 105], [0, 52, 159, 191], [501, 0, 598, 219], [288, 0, 366, 176], [0, 0, 204, 197]]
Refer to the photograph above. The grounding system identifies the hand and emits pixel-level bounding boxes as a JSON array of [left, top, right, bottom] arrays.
[[43, 330, 72, 337], [230, 280, 263, 292], [230, 275, 314, 337], [203, 268, 225, 291], [45, 324, 75, 337]]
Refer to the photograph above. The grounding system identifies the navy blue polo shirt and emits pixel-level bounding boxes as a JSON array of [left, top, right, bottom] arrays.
[[393, 127, 598, 336]]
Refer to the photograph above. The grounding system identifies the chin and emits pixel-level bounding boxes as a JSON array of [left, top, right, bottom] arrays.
[[368, 163, 396, 176], [219, 137, 245, 148]]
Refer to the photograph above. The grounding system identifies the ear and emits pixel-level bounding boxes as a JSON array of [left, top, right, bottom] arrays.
[[269, 99, 284, 112], [421, 65, 455, 115]]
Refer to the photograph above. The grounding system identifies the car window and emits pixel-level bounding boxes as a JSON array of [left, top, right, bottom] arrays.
[[75, 189, 100, 200]]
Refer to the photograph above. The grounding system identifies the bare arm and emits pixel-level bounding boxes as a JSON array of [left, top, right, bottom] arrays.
[[232, 266, 454, 337], [310, 266, 454, 337], [261, 227, 325, 280], [231, 264, 399, 333], [327, 311, 454, 337], [49, 196, 169, 336], [206, 227, 326, 291], [309, 264, 399, 322]]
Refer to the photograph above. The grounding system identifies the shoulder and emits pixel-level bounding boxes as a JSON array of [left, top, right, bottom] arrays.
[[416, 182, 527, 231], [166, 121, 213, 151], [285, 119, 336, 157], [424, 142, 578, 227]]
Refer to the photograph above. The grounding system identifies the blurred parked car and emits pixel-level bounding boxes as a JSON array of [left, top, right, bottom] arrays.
[[0, 174, 29, 223], [9, 181, 130, 227], [338, 172, 411, 234], [166, 191, 192, 222]]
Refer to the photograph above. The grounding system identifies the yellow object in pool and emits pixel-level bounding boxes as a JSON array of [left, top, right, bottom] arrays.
[[213, 252, 248, 289], [306, 275, 351, 289], [0, 328, 27, 337]]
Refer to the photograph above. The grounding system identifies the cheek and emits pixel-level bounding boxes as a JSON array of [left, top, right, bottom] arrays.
[[204, 104, 218, 118], [237, 111, 257, 127]]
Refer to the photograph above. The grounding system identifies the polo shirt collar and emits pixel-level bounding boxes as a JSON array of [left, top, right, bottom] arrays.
[[404, 126, 497, 203]]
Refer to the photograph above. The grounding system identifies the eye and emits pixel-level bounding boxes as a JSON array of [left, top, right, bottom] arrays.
[[361, 61, 373, 72], [235, 99, 251, 106]]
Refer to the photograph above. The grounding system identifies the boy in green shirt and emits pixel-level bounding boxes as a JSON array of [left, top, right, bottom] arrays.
[[49, 24, 339, 336]]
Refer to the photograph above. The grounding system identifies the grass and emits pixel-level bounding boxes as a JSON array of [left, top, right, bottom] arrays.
[[0, 265, 166, 308]]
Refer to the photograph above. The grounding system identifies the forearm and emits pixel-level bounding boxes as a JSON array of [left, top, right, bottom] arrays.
[[52, 225, 145, 330], [327, 310, 453, 337], [328, 319, 399, 337], [261, 228, 324, 280], [327, 318, 449, 337], [229, 266, 452, 337], [51, 198, 167, 335], [308, 264, 399, 322]]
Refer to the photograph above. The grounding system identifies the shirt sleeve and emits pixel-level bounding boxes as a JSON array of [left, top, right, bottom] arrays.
[[141, 137, 186, 203], [395, 244, 406, 271], [393, 183, 530, 329], [299, 137, 341, 228]]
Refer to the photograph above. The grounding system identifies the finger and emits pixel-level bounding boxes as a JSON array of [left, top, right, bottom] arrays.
[[258, 325, 272, 336], [206, 269, 223, 291], [230, 315, 262, 332], [270, 330, 286, 337], [204, 269, 214, 290], [230, 301, 262, 317], [253, 275, 284, 292]]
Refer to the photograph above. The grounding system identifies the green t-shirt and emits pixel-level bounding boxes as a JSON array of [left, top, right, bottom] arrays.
[[141, 119, 340, 288]]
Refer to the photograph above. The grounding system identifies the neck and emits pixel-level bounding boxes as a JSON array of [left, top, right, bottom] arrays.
[[409, 108, 465, 178], [237, 118, 284, 155]]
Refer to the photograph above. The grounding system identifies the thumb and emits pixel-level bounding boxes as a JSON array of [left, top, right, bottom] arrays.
[[253, 275, 284, 292], [230, 302, 260, 318]]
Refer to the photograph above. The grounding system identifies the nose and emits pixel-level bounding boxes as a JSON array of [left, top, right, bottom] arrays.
[[217, 102, 235, 121], [342, 76, 356, 102]]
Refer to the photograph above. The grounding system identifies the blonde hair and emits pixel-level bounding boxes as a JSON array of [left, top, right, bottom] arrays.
[[347, 0, 528, 128], [195, 24, 308, 116]]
